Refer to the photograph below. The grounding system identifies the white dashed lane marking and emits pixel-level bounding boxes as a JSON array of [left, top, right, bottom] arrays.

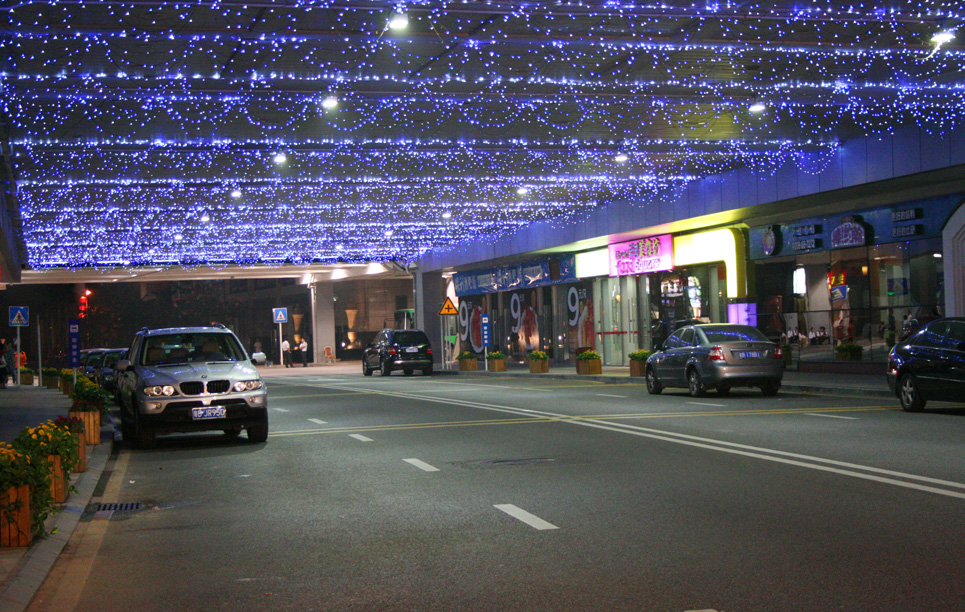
[[307, 418, 327, 425], [349, 434, 374, 442], [494, 504, 559, 530], [403, 458, 440, 472], [805, 413, 858, 420]]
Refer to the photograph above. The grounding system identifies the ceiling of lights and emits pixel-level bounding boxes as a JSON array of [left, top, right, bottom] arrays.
[[2, 1, 963, 273]]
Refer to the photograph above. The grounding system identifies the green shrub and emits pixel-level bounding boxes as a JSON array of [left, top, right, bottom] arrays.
[[628, 350, 652, 361], [457, 351, 478, 360], [577, 350, 601, 361], [486, 351, 506, 360], [528, 350, 549, 361]]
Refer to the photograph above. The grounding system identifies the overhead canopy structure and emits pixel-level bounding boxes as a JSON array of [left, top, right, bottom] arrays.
[[2, 1, 963, 281]]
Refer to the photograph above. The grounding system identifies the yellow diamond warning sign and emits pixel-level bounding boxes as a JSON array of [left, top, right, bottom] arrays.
[[438, 297, 458, 316]]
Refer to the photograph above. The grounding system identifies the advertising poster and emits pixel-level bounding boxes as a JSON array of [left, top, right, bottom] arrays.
[[508, 290, 540, 355], [566, 282, 595, 352], [458, 297, 488, 354]]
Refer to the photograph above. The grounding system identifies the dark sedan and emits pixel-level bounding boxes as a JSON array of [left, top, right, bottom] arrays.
[[363, 329, 433, 376], [645, 324, 785, 397], [887, 317, 965, 412]]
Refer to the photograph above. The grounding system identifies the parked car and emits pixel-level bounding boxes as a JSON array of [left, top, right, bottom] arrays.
[[362, 329, 433, 376], [887, 317, 965, 412], [645, 323, 785, 397], [79, 348, 109, 378], [96, 348, 128, 393], [116, 325, 268, 448]]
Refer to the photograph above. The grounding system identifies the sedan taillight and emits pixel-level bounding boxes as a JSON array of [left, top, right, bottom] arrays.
[[708, 345, 725, 361], [773, 344, 783, 359]]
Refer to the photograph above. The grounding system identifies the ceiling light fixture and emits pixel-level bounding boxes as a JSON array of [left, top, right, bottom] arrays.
[[614, 154, 628, 163], [321, 95, 338, 110], [749, 100, 767, 113], [388, 11, 409, 31], [273, 152, 287, 164]]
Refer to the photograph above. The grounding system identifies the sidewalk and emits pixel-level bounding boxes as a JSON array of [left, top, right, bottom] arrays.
[[0, 384, 113, 612]]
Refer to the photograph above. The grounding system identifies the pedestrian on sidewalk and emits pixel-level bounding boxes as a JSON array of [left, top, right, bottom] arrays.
[[299, 337, 308, 366], [282, 337, 292, 368]]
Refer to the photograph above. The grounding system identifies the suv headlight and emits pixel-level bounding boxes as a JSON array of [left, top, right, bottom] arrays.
[[233, 380, 263, 392], [144, 385, 176, 397]]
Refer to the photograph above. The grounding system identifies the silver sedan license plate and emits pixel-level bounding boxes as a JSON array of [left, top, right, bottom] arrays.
[[192, 406, 227, 420], [739, 351, 761, 359]]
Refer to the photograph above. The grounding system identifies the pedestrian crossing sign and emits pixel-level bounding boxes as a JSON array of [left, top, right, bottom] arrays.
[[8, 306, 28, 327], [273, 307, 288, 324], [438, 297, 458, 316]]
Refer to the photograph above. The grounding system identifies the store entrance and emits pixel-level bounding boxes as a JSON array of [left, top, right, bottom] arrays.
[[649, 265, 726, 348]]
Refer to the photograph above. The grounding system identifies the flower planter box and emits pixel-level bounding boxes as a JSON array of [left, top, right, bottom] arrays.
[[0, 485, 32, 547], [73, 432, 87, 474], [44, 377, 59, 389], [836, 353, 863, 361], [576, 359, 602, 375], [488, 358, 507, 372], [529, 360, 549, 373], [20, 373, 34, 386], [47, 455, 67, 504], [458, 359, 478, 372], [69, 410, 101, 445], [629, 360, 646, 377], [60, 379, 74, 396]]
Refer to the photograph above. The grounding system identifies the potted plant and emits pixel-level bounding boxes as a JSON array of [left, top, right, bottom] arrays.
[[69, 377, 109, 445], [486, 351, 507, 372], [576, 349, 603, 375], [59, 368, 75, 396], [835, 342, 864, 361], [55, 416, 87, 473], [19, 367, 35, 386], [13, 421, 79, 506], [528, 350, 549, 373], [0, 444, 39, 546], [457, 351, 479, 372], [41, 368, 60, 389], [628, 350, 652, 377], [781, 343, 793, 366]]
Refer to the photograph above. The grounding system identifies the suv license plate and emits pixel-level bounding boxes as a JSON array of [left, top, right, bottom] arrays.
[[405, 347, 418, 353], [192, 406, 227, 420]]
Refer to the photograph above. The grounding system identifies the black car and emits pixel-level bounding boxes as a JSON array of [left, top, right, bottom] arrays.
[[887, 317, 965, 411], [96, 348, 128, 393], [363, 329, 433, 376]]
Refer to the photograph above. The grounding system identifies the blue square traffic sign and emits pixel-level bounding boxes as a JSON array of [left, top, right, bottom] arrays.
[[9, 306, 28, 327]]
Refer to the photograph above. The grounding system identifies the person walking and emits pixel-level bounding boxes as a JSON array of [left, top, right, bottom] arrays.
[[282, 337, 292, 367], [299, 337, 308, 367]]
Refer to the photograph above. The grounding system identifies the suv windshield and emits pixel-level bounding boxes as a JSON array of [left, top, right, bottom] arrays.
[[394, 331, 429, 345], [141, 333, 246, 365]]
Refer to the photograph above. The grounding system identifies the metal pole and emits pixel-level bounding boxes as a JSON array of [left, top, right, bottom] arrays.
[[277, 322, 283, 367], [36, 315, 42, 387], [15, 327, 20, 386]]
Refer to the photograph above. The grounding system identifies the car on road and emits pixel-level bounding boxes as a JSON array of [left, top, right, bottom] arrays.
[[645, 323, 785, 396], [887, 317, 965, 412], [116, 325, 268, 448], [362, 329, 433, 376], [95, 348, 127, 393]]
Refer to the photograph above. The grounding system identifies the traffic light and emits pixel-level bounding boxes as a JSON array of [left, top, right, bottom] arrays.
[[79, 288, 91, 318]]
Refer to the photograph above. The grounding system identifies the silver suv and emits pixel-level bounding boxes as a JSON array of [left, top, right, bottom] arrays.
[[116, 325, 268, 448]]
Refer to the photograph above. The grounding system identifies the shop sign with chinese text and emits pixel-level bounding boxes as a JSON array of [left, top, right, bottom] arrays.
[[608, 234, 673, 277]]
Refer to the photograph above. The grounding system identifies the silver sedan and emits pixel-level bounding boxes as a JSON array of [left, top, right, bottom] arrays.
[[645, 324, 785, 397]]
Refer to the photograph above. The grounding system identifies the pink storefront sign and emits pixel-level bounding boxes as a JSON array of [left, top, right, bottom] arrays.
[[608, 234, 673, 277]]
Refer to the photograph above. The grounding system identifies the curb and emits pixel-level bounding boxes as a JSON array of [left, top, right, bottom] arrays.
[[0, 422, 115, 612]]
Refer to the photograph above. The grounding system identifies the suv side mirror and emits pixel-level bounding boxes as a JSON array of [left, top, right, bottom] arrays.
[[251, 351, 267, 365], [116, 359, 132, 372]]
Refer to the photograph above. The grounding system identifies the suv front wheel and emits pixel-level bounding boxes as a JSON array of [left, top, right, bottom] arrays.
[[247, 416, 269, 443]]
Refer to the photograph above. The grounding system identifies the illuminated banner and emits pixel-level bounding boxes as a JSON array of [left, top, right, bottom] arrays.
[[608, 234, 673, 277]]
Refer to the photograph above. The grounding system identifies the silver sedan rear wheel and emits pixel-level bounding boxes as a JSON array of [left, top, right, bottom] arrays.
[[687, 368, 704, 397]]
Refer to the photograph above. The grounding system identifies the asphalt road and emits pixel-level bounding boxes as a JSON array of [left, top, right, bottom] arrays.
[[27, 372, 965, 612]]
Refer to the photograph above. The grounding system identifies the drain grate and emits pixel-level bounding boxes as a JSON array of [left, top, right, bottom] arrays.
[[96, 502, 142, 512]]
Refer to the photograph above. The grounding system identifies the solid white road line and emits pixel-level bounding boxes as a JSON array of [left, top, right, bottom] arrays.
[[349, 434, 373, 442], [299, 381, 965, 500], [494, 504, 559, 530], [307, 418, 327, 425], [595, 393, 627, 398], [805, 413, 858, 420], [687, 402, 726, 407], [403, 458, 440, 472]]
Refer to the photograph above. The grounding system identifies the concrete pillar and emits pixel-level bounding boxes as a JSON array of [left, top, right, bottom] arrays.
[[311, 282, 336, 363]]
